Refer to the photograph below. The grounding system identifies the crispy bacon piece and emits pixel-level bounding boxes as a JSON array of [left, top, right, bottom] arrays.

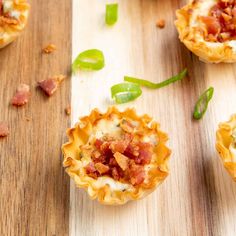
[[0, 122, 9, 138], [0, 16, 18, 26], [11, 84, 30, 107], [129, 162, 145, 186], [114, 152, 129, 171], [65, 106, 71, 116], [156, 19, 165, 29], [201, 16, 220, 35], [0, 0, 2, 16], [38, 74, 66, 96], [43, 44, 56, 54], [95, 163, 110, 174]]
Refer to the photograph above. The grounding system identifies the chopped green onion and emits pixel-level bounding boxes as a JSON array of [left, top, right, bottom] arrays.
[[193, 87, 214, 120], [124, 68, 187, 89], [72, 49, 105, 72], [111, 83, 142, 104], [106, 3, 118, 25]]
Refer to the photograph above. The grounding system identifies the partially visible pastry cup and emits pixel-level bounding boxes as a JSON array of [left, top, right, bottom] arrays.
[[62, 107, 171, 205], [175, 0, 236, 63], [216, 115, 236, 180], [0, 0, 30, 49]]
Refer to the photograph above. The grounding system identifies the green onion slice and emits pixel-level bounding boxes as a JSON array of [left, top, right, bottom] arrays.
[[111, 83, 142, 104], [193, 87, 214, 120], [72, 49, 105, 72], [106, 3, 118, 25], [124, 68, 187, 89]]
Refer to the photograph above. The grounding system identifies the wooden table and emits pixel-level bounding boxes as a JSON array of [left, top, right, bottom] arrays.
[[1, 0, 236, 235]]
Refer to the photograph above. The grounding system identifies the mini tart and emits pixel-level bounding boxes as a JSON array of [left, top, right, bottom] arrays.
[[0, 0, 29, 49], [216, 114, 236, 180], [175, 0, 236, 63], [62, 107, 171, 205]]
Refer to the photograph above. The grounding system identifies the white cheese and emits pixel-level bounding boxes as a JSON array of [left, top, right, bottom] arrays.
[[10, 10, 21, 20], [3, 1, 13, 13], [93, 177, 133, 191]]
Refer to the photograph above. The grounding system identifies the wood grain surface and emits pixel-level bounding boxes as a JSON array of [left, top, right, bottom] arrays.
[[0, 0, 71, 235], [71, 0, 236, 236]]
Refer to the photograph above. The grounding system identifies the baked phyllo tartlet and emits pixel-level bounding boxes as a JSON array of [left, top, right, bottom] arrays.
[[216, 114, 236, 180], [176, 0, 236, 63], [62, 107, 171, 205], [0, 0, 29, 49]]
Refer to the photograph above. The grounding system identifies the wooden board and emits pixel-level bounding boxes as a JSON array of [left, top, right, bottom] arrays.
[[71, 1, 236, 236], [0, 0, 71, 235]]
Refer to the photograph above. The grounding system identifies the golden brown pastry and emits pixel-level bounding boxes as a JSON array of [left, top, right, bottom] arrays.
[[62, 107, 171, 205], [175, 0, 236, 63], [216, 114, 236, 180], [0, 0, 29, 49]]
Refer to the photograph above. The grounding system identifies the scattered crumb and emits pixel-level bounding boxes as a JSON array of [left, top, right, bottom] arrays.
[[38, 74, 66, 96], [42, 44, 56, 54], [11, 84, 30, 107], [65, 106, 71, 116], [0, 122, 9, 138], [156, 19, 165, 29], [26, 118, 30, 122]]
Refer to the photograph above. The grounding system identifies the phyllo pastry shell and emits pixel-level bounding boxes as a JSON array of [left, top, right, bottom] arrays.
[[216, 114, 236, 180], [62, 107, 171, 205], [0, 0, 29, 49], [175, 0, 236, 63]]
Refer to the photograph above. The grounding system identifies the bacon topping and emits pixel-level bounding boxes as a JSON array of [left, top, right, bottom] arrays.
[[203, 0, 236, 42], [0, 122, 9, 138], [43, 44, 56, 54], [11, 84, 30, 107], [83, 130, 153, 186], [0, 16, 18, 26], [156, 19, 165, 29], [38, 74, 66, 96], [0, 0, 3, 16], [65, 106, 71, 116], [114, 152, 129, 171]]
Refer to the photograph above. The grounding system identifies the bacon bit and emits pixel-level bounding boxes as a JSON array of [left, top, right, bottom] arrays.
[[120, 119, 134, 133], [85, 162, 96, 174], [0, 16, 18, 26], [92, 150, 101, 159], [0, 122, 9, 138], [111, 167, 120, 180], [114, 152, 129, 171], [156, 19, 165, 29], [43, 44, 56, 54], [95, 163, 110, 174], [0, 0, 2, 16], [109, 140, 129, 153], [65, 106, 71, 116], [129, 162, 145, 185], [11, 84, 30, 107], [38, 74, 66, 96], [201, 16, 221, 35]]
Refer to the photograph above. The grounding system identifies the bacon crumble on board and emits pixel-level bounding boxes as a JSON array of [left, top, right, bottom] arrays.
[[11, 84, 30, 107], [84, 127, 153, 186], [203, 0, 236, 42], [65, 106, 71, 116], [156, 19, 165, 29], [38, 74, 66, 96], [0, 122, 9, 138], [42, 44, 56, 54]]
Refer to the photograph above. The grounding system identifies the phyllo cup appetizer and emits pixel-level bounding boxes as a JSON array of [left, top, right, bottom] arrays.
[[216, 115, 236, 180], [176, 0, 236, 63], [0, 0, 29, 49], [62, 107, 171, 205]]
